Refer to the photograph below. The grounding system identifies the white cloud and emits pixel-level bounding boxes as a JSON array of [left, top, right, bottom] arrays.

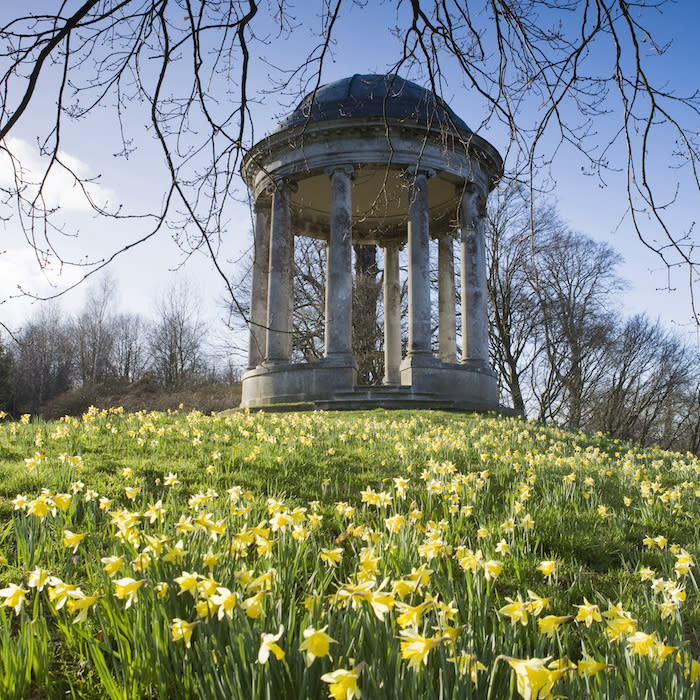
[[0, 246, 84, 328], [0, 137, 114, 212]]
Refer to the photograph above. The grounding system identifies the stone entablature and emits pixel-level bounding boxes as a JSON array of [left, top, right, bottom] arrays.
[[239, 74, 502, 411]]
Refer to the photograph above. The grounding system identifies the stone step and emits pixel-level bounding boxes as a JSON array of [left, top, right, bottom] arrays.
[[316, 387, 459, 411]]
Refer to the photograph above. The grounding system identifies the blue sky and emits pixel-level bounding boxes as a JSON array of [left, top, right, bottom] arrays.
[[1, 0, 698, 354]]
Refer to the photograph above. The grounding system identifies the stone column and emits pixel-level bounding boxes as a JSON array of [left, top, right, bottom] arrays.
[[383, 243, 401, 384], [266, 179, 296, 363], [406, 169, 434, 359], [438, 232, 457, 363], [324, 165, 354, 362], [460, 183, 489, 365], [248, 199, 270, 369]]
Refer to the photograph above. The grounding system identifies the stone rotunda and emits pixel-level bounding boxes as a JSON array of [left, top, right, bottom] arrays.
[[240, 74, 502, 410]]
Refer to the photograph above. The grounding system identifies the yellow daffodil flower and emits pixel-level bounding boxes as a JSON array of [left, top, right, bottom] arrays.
[[320, 665, 362, 700], [399, 630, 447, 669], [258, 626, 285, 664], [101, 555, 124, 576], [449, 654, 486, 683], [112, 577, 145, 609], [320, 548, 344, 568], [0, 583, 28, 615], [499, 598, 529, 626], [63, 530, 86, 554], [299, 625, 336, 665], [499, 655, 572, 700], [174, 571, 199, 597], [537, 615, 572, 638], [171, 618, 197, 648], [66, 592, 98, 624], [574, 598, 602, 627], [577, 653, 608, 677], [241, 591, 264, 619]]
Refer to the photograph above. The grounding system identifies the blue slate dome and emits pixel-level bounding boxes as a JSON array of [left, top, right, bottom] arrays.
[[275, 73, 471, 133]]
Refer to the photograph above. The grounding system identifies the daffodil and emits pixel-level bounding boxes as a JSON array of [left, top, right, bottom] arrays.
[[0, 583, 27, 615], [499, 655, 572, 700], [299, 625, 336, 665], [525, 591, 549, 616], [399, 630, 446, 669], [48, 579, 79, 610], [241, 591, 264, 619], [395, 601, 430, 629], [577, 653, 608, 677], [450, 654, 486, 682], [174, 571, 199, 597], [320, 548, 344, 568], [574, 598, 601, 627], [112, 577, 145, 608], [257, 626, 285, 664], [27, 567, 50, 591], [53, 493, 72, 511], [320, 665, 362, 700], [66, 592, 99, 623], [537, 560, 556, 579], [368, 589, 395, 620], [164, 472, 180, 486], [495, 539, 509, 555], [203, 549, 220, 571], [537, 615, 571, 638], [483, 560, 502, 580], [499, 597, 529, 626], [101, 555, 124, 576], [62, 530, 86, 554], [171, 618, 197, 648]]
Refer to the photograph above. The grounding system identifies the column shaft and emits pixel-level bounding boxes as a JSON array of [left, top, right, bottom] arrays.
[[383, 244, 401, 384], [248, 200, 270, 369], [266, 181, 294, 362], [460, 186, 489, 364], [325, 166, 354, 360], [406, 171, 432, 357], [438, 234, 457, 363]]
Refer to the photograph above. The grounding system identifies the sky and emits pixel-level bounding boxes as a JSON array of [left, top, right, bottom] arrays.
[[1, 0, 699, 358]]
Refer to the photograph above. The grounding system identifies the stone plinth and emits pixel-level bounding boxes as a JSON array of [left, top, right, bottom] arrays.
[[241, 359, 357, 407]]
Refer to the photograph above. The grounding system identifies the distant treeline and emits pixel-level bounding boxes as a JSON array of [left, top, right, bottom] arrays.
[[0, 278, 241, 418]]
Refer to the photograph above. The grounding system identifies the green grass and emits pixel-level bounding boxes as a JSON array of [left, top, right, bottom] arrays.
[[0, 407, 698, 698]]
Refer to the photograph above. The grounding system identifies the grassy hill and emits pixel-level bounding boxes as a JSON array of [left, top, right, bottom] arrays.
[[0, 408, 698, 698]]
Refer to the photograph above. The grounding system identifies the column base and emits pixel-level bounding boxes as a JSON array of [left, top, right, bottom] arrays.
[[399, 358, 498, 410], [323, 353, 359, 370], [241, 359, 357, 408]]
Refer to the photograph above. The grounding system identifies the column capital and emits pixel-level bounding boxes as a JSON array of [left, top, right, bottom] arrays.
[[265, 177, 298, 196], [324, 163, 355, 179], [430, 227, 459, 241], [253, 196, 271, 213], [458, 180, 487, 207], [402, 166, 436, 183]]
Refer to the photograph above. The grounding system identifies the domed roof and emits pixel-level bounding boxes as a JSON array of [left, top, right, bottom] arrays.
[[275, 73, 471, 133]]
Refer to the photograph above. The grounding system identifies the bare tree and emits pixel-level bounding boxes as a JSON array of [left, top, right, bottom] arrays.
[[529, 229, 623, 427], [486, 183, 550, 412], [13, 304, 75, 413], [147, 281, 208, 388], [292, 237, 326, 363], [112, 313, 147, 383], [353, 244, 383, 384], [74, 275, 117, 384], [0, 0, 697, 330], [588, 315, 698, 446], [0, 339, 13, 412]]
